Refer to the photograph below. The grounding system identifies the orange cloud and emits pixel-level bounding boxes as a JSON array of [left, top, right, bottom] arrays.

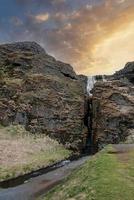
[[34, 13, 49, 23], [12, 0, 134, 75], [52, 0, 134, 75]]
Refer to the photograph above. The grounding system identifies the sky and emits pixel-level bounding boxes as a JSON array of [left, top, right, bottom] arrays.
[[0, 0, 134, 75]]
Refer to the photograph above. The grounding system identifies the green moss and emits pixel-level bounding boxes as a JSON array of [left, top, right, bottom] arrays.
[[43, 146, 134, 200]]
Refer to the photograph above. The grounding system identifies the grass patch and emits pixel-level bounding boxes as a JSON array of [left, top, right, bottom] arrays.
[[0, 125, 71, 182], [43, 145, 134, 200]]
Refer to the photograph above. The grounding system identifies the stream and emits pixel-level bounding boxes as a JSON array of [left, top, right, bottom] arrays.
[[0, 75, 99, 200], [0, 155, 90, 200]]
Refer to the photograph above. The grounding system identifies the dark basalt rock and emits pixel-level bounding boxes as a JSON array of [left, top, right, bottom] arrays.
[[91, 80, 134, 149], [78, 75, 87, 94], [114, 62, 134, 84], [0, 41, 77, 80], [1, 41, 134, 153], [0, 41, 87, 151], [0, 41, 46, 54]]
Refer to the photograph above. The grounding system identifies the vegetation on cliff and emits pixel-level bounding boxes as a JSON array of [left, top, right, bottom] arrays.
[[43, 145, 134, 200], [0, 42, 86, 151]]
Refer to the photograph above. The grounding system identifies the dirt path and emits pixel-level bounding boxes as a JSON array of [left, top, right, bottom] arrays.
[[111, 144, 134, 163]]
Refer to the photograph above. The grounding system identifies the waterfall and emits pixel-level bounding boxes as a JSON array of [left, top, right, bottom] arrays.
[[87, 76, 96, 95], [87, 75, 107, 95], [85, 75, 107, 154], [102, 75, 106, 82]]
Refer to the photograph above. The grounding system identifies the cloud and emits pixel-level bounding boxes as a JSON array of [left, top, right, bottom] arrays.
[[34, 13, 49, 23], [15, 0, 67, 8], [10, 17, 23, 26], [9, 0, 134, 75]]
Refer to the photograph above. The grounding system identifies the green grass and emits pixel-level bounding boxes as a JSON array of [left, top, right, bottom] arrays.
[[43, 145, 134, 200], [0, 125, 71, 182]]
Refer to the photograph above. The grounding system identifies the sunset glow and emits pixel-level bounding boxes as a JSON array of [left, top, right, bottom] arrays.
[[76, 21, 134, 75], [0, 0, 134, 75]]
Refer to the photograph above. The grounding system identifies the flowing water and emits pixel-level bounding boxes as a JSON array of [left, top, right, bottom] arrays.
[[87, 75, 107, 95], [0, 156, 90, 200], [86, 76, 96, 95], [0, 74, 107, 200], [102, 75, 107, 82]]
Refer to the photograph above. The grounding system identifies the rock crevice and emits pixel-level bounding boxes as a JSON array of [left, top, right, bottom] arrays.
[[0, 41, 134, 153]]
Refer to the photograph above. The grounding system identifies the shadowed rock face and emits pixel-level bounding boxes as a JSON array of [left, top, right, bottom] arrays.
[[114, 62, 134, 84], [92, 81, 134, 149], [0, 41, 87, 151], [78, 75, 87, 94], [0, 41, 77, 80]]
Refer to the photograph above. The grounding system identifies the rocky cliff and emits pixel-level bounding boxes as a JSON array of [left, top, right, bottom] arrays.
[[0, 41, 134, 153], [114, 62, 134, 84], [0, 41, 87, 151], [91, 68, 134, 150]]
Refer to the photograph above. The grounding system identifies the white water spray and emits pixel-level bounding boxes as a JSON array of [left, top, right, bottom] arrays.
[[87, 76, 96, 95], [87, 75, 107, 95], [102, 75, 106, 82]]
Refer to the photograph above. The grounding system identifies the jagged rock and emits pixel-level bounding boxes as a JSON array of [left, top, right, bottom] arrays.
[[1, 41, 134, 153], [0, 41, 77, 80], [78, 75, 87, 94], [114, 62, 134, 84], [0, 41, 46, 54], [92, 80, 134, 149], [0, 41, 87, 151]]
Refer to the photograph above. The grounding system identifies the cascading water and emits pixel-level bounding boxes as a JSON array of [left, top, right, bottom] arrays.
[[85, 75, 107, 154], [84, 76, 96, 154], [87, 75, 107, 95], [102, 75, 106, 82], [86, 76, 96, 95]]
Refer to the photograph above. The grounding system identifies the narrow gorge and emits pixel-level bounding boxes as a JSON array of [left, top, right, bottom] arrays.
[[84, 75, 107, 154], [0, 42, 134, 155], [0, 42, 134, 200]]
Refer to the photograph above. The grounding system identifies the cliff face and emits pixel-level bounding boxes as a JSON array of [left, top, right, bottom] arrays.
[[92, 79, 134, 149], [114, 62, 134, 84], [0, 41, 134, 153], [0, 42, 87, 151]]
